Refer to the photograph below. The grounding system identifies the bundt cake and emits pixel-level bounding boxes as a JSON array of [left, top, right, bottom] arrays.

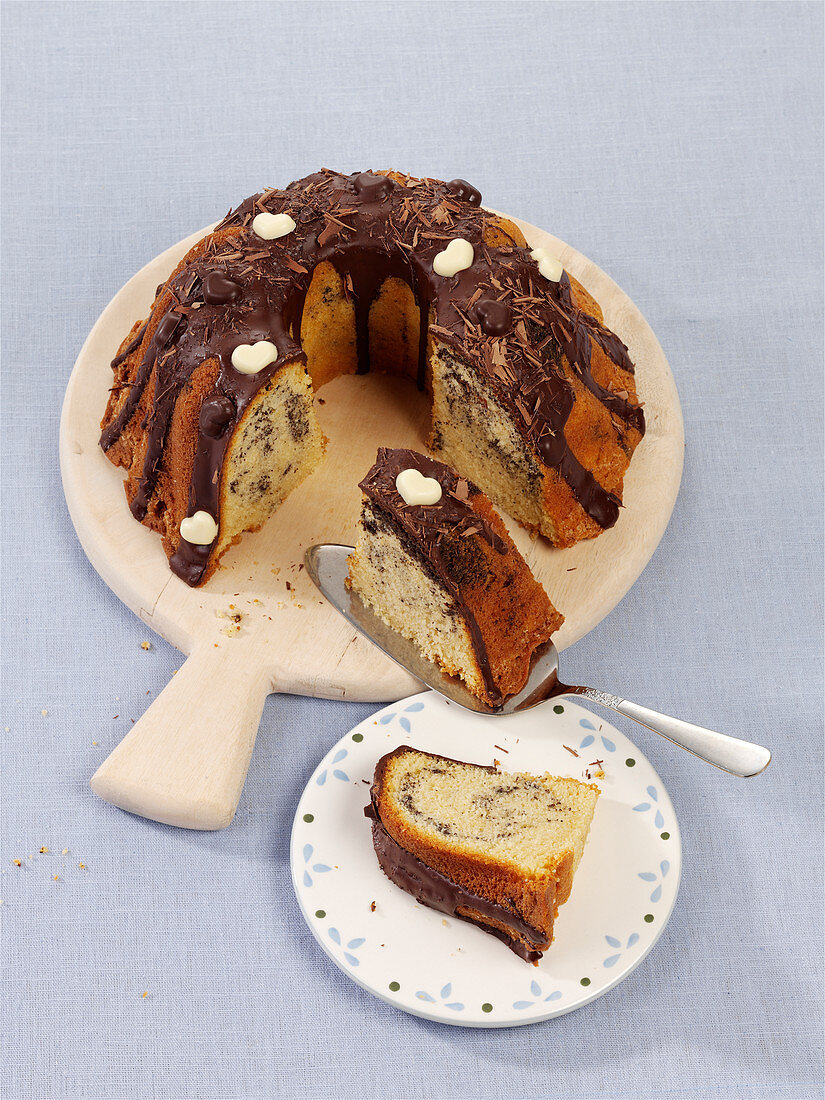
[[366, 746, 600, 962], [348, 447, 564, 706], [100, 169, 645, 587]]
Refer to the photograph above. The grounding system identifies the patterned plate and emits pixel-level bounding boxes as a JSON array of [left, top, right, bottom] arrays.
[[290, 691, 681, 1028]]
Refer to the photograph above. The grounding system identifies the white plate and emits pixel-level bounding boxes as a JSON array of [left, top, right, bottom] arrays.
[[290, 692, 681, 1027]]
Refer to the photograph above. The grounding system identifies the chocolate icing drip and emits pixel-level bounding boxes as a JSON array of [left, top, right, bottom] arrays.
[[365, 799, 545, 964], [101, 169, 644, 585], [110, 321, 148, 369], [359, 447, 509, 702]]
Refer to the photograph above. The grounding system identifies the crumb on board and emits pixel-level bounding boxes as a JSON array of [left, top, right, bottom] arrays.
[[140, 641, 152, 651], [370, 901, 376, 912], [12, 859, 21, 867], [52, 875, 59, 882], [141, 991, 149, 1000], [41, 710, 48, 717], [78, 863, 87, 870], [39, 847, 48, 854], [62, 848, 69, 855]]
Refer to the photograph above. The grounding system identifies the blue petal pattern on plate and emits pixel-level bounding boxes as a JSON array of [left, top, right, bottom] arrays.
[[579, 727, 616, 752], [638, 860, 670, 902], [328, 927, 365, 967], [603, 932, 641, 968], [513, 979, 563, 1009], [316, 747, 350, 786], [302, 844, 332, 887], [632, 785, 667, 830], [416, 982, 464, 1011]]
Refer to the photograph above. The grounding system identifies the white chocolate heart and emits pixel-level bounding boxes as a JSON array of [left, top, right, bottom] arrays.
[[395, 468, 443, 506], [252, 212, 296, 240], [230, 339, 278, 375], [530, 246, 563, 282], [179, 510, 219, 545], [432, 237, 474, 278]]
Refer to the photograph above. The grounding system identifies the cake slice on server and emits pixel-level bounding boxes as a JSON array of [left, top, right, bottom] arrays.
[[347, 448, 563, 706], [366, 746, 600, 962]]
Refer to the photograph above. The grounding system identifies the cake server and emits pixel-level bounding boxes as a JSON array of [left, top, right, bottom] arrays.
[[305, 544, 771, 778]]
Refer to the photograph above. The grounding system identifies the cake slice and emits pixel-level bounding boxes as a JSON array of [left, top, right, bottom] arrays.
[[366, 746, 600, 962], [347, 448, 564, 706]]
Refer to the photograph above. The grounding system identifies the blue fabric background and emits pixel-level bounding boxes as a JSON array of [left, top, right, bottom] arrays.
[[2, 2, 822, 1097]]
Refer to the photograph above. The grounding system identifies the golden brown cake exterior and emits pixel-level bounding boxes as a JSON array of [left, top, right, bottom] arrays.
[[100, 170, 644, 585], [367, 746, 600, 962], [348, 448, 564, 706]]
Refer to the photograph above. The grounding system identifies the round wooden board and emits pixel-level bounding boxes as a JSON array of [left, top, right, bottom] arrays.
[[61, 213, 684, 704]]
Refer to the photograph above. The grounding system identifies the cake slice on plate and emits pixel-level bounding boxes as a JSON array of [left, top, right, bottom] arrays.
[[366, 746, 600, 962], [347, 448, 563, 706]]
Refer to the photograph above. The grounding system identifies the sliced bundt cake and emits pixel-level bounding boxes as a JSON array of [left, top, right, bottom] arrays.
[[347, 448, 564, 706], [367, 746, 600, 962], [100, 170, 645, 586]]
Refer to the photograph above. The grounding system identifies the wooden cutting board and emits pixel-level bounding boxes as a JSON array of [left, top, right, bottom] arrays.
[[59, 212, 684, 830]]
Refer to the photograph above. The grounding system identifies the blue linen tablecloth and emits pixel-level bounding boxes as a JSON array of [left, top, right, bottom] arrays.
[[2, 2, 823, 1097]]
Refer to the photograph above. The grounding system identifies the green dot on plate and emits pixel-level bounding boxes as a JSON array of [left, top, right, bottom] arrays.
[[552, 704, 564, 714], [352, 733, 364, 742], [303, 813, 314, 823], [644, 913, 654, 923], [389, 981, 400, 992], [481, 1002, 493, 1013], [660, 831, 670, 840], [315, 909, 326, 919], [625, 758, 636, 767], [580, 977, 591, 987]]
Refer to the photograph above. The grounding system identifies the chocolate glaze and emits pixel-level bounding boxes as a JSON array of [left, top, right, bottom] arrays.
[[359, 447, 508, 703], [365, 798, 546, 964], [101, 169, 644, 585]]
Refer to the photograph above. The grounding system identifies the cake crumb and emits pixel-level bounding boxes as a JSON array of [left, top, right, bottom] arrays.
[[39, 846, 48, 854], [62, 848, 69, 855], [52, 875, 59, 882], [140, 641, 152, 651], [141, 991, 149, 999], [78, 862, 87, 870], [41, 709, 48, 717], [370, 901, 376, 912], [12, 859, 21, 867]]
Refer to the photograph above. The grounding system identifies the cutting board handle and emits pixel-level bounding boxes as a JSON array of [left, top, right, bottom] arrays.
[[90, 645, 272, 830]]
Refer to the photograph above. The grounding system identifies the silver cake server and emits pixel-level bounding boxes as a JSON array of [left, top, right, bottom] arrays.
[[305, 544, 771, 778]]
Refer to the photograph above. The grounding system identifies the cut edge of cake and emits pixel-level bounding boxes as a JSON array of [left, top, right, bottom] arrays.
[[347, 447, 564, 706]]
